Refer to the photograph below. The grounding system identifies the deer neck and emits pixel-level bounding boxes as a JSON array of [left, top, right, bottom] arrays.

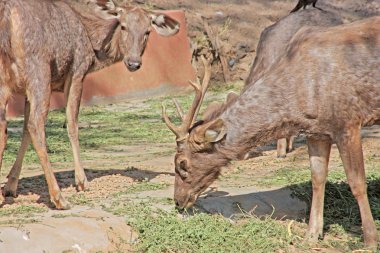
[[217, 77, 303, 159]]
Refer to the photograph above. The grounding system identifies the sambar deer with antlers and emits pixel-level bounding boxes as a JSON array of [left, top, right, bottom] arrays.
[[0, 0, 179, 209], [163, 17, 380, 248]]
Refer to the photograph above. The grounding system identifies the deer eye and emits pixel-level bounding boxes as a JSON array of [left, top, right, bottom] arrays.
[[179, 160, 188, 171], [176, 160, 189, 178], [121, 26, 126, 31]]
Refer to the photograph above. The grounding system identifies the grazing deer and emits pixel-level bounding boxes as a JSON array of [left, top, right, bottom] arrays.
[[163, 17, 380, 248], [0, 0, 179, 209], [291, 0, 318, 13]]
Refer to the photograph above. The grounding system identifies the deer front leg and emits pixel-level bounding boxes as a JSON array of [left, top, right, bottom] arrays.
[[66, 77, 88, 191], [277, 138, 287, 158], [26, 74, 70, 210], [336, 127, 378, 248], [306, 137, 331, 241], [0, 86, 12, 199], [4, 99, 32, 197]]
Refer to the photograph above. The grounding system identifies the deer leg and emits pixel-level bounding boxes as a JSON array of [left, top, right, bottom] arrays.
[[277, 138, 287, 158], [287, 136, 295, 153], [306, 137, 331, 241], [62, 78, 70, 129], [336, 127, 378, 248], [0, 86, 12, 198], [66, 77, 88, 191], [4, 99, 31, 197], [27, 76, 70, 210]]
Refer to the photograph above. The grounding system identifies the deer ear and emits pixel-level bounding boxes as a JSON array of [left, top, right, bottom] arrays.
[[202, 119, 227, 143], [150, 13, 180, 37], [91, 0, 123, 18]]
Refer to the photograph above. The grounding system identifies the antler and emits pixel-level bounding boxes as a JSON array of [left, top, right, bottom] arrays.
[[162, 56, 212, 141]]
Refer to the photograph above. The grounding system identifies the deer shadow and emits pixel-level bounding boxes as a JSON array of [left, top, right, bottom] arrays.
[[193, 177, 380, 236], [1, 167, 174, 208]]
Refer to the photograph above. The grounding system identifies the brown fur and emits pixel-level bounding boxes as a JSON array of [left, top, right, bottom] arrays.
[[168, 17, 380, 247], [247, 9, 342, 157], [0, 0, 179, 209], [204, 10, 343, 157]]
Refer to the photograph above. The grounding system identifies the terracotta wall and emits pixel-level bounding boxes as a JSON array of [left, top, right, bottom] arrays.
[[7, 10, 196, 118]]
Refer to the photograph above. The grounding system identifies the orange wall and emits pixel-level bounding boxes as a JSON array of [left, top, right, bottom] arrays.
[[7, 10, 196, 118]]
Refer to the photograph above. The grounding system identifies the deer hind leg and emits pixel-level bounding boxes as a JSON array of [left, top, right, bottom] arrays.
[[277, 138, 287, 158], [287, 136, 295, 153], [336, 127, 378, 248], [0, 85, 12, 198], [4, 99, 32, 197], [26, 73, 70, 210], [66, 77, 88, 191], [306, 137, 331, 241]]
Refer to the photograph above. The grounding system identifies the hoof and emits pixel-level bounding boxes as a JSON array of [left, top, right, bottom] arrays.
[[75, 177, 89, 192], [3, 183, 18, 198], [305, 231, 322, 244], [364, 237, 379, 251], [277, 155, 287, 159], [3, 188, 17, 198], [52, 193, 71, 210]]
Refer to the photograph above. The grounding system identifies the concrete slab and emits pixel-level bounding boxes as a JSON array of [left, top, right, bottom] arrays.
[[0, 207, 136, 253]]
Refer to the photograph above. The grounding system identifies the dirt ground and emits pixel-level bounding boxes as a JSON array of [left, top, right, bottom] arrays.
[[1, 97, 379, 252], [1, 0, 380, 252]]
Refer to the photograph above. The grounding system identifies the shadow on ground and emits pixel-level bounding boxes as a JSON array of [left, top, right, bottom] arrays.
[[1, 167, 174, 208], [186, 177, 380, 238]]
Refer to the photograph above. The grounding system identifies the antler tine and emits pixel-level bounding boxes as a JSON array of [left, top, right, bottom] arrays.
[[162, 103, 183, 139], [172, 98, 185, 120], [162, 55, 212, 142], [192, 55, 212, 125]]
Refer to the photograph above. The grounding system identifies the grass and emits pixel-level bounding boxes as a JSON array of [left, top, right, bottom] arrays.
[[254, 162, 380, 252], [102, 165, 379, 253], [3, 82, 242, 169], [3, 81, 380, 252], [0, 205, 47, 218], [107, 201, 300, 253], [113, 181, 169, 197]]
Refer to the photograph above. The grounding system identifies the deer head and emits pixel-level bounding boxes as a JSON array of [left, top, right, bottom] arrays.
[[91, 0, 180, 71], [162, 57, 230, 209]]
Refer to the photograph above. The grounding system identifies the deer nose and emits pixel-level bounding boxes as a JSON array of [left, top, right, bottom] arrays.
[[125, 60, 141, 71], [175, 200, 184, 211]]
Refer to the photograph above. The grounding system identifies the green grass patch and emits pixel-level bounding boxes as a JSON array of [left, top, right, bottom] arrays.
[[68, 192, 94, 206], [107, 202, 300, 253], [114, 181, 169, 196], [0, 205, 47, 217], [4, 82, 243, 168], [257, 164, 380, 251]]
